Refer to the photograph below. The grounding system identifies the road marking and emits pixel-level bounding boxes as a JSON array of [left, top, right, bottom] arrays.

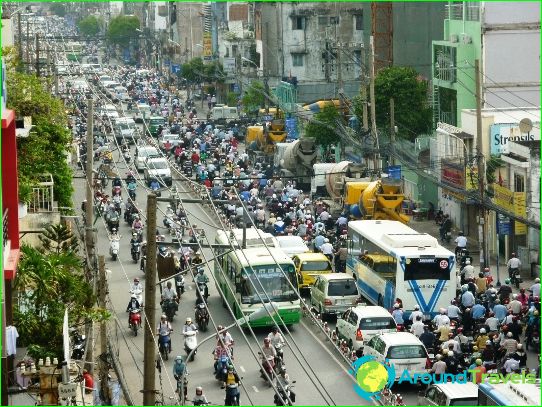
[[239, 365, 245, 372], [299, 320, 357, 384], [251, 385, 259, 393]]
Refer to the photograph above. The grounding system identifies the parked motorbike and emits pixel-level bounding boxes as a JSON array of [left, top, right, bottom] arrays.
[[71, 330, 87, 360], [183, 330, 198, 361], [195, 303, 209, 332], [128, 308, 141, 336]]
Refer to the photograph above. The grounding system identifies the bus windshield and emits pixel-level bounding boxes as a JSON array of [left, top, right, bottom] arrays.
[[149, 118, 165, 126], [240, 265, 297, 304], [403, 257, 450, 280]]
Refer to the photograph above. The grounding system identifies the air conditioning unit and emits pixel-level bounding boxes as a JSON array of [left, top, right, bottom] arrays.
[[450, 34, 459, 43], [462, 34, 472, 44]]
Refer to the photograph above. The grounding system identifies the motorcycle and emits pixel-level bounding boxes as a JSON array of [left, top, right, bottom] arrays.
[[224, 383, 240, 406], [183, 330, 198, 361], [274, 381, 296, 406], [128, 186, 136, 201], [175, 274, 185, 298], [509, 268, 522, 289], [112, 196, 123, 216], [215, 355, 231, 382], [196, 281, 209, 303], [162, 298, 177, 322], [132, 227, 144, 243], [128, 308, 141, 336], [258, 352, 276, 383], [106, 213, 120, 233], [110, 236, 120, 260], [112, 185, 122, 197], [130, 287, 144, 307], [123, 150, 132, 163], [274, 343, 285, 373], [71, 330, 87, 360], [131, 241, 141, 263], [195, 303, 209, 332], [159, 332, 172, 361]]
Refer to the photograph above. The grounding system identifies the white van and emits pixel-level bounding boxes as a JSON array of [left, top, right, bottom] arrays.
[[135, 146, 160, 172], [363, 332, 430, 381], [210, 105, 240, 123], [310, 274, 360, 319], [336, 305, 396, 350], [134, 103, 152, 123], [114, 117, 139, 144]]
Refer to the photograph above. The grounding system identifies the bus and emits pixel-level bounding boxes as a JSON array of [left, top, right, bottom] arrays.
[[146, 116, 166, 137], [478, 381, 540, 405], [65, 42, 83, 62], [213, 246, 301, 327], [215, 228, 279, 249], [346, 220, 456, 318]]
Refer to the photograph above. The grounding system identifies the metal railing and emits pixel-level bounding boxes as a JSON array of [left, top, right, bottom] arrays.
[[29, 173, 55, 213], [445, 2, 480, 21], [2, 208, 8, 249]]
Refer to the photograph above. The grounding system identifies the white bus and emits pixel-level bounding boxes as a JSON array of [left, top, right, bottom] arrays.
[[346, 220, 456, 318], [213, 246, 301, 327], [215, 227, 279, 249], [478, 381, 540, 406]]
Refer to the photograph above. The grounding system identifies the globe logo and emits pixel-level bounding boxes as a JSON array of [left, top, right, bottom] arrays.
[[350, 356, 395, 401]]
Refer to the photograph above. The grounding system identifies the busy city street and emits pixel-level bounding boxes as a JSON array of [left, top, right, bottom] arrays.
[[2, 2, 540, 407]]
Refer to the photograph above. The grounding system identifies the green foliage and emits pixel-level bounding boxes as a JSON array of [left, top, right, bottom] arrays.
[[226, 92, 238, 107], [78, 15, 101, 37], [241, 81, 265, 114], [6, 71, 68, 127], [304, 105, 342, 149], [486, 155, 505, 185], [181, 58, 225, 84], [17, 122, 74, 210], [14, 244, 103, 358], [106, 15, 140, 47], [39, 224, 79, 255], [50, 3, 67, 17], [371, 66, 432, 141]]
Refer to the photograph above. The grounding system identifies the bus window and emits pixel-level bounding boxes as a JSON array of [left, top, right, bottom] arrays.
[[404, 257, 450, 281]]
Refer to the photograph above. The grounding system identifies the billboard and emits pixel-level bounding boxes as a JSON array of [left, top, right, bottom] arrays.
[[223, 57, 236, 74], [203, 32, 212, 60], [490, 123, 540, 155], [514, 191, 527, 235]]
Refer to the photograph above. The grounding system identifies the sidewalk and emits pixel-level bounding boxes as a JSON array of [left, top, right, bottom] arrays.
[[410, 217, 539, 290]]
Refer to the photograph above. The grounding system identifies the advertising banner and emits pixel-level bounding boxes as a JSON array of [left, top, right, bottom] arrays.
[[514, 191, 527, 235], [490, 123, 540, 155], [203, 32, 212, 60]]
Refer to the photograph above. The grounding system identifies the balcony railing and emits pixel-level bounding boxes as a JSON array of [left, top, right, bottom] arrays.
[[29, 173, 54, 213], [445, 2, 480, 21], [2, 209, 8, 249], [434, 46, 457, 83]]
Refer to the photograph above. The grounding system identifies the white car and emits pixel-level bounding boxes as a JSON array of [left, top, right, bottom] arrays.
[[134, 103, 152, 123], [100, 104, 119, 121], [336, 305, 397, 350], [114, 117, 139, 144], [135, 146, 159, 172], [275, 235, 310, 257], [158, 134, 183, 150], [144, 157, 172, 186], [418, 383, 479, 406]]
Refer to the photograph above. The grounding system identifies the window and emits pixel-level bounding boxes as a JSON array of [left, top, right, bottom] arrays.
[[386, 345, 427, 359], [347, 312, 358, 326], [359, 317, 396, 330], [354, 13, 363, 30], [292, 16, 306, 30], [328, 281, 358, 296], [514, 173, 525, 192], [403, 257, 451, 281], [318, 16, 328, 27], [300, 261, 330, 272], [425, 387, 437, 402], [330, 16, 339, 25], [292, 53, 304, 67], [373, 337, 386, 354]]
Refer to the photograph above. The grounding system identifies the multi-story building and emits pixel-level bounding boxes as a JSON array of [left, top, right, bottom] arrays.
[[432, 1, 540, 127]]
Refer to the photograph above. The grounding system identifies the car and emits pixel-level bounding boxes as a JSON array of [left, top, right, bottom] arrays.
[[113, 86, 131, 102], [133, 103, 152, 123], [417, 383, 479, 406], [144, 157, 172, 186], [310, 274, 360, 319], [292, 252, 333, 294], [114, 117, 140, 144], [147, 116, 167, 137], [336, 305, 397, 350], [135, 146, 160, 172], [158, 134, 183, 151], [363, 332, 430, 381], [100, 104, 119, 121], [275, 235, 310, 257]]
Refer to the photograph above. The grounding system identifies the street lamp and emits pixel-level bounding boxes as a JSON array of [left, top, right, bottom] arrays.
[[185, 302, 279, 363]]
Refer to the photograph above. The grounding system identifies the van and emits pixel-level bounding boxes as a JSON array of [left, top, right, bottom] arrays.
[[292, 253, 333, 294], [135, 146, 160, 172], [336, 305, 396, 350], [210, 105, 240, 123], [363, 332, 430, 381], [134, 103, 152, 123], [417, 383, 479, 406], [114, 118, 139, 144], [310, 274, 359, 319]]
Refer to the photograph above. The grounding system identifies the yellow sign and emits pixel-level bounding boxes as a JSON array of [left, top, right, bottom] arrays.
[[514, 191, 527, 235], [203, 32, 212, 58], [493, 184, 514, 212], [465, 166, 478, 191]]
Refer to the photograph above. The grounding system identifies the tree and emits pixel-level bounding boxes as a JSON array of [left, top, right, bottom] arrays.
[[78, 15, 101, 38], [38, 224, 79, 255], [370, 66, 432, 141], [304, 105, 342, 150], [241, 81, 265, 114], [50, 2, 67, 17], [181, 57, 205, 84], [106, 15, 140, 48]]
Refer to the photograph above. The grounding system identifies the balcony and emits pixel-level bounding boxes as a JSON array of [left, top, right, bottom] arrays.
[[445, 2, 480, 21], [434, 45, 456, 83], [29, 173, 54, 213]]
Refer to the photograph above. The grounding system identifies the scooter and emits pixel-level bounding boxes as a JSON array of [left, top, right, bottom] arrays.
[[224, 383, 240, 406], [274, 343, 285, 373], [162, 298, 177, 322], [71, 330, 87, 360], [196, 282, 209, 303], [215, 355, 230, 382], [110, 236, 120, 261], [258, 353, 276, 383], [130, 287, 144, 307], [273, 381, 296, 406], [159, 333, 172, 361], [183, 330, 198, 361], [129, 308, 141, 336], [195, 302, 209, 332], [131, 241, 141, 263], [175, 274, 185, 298]]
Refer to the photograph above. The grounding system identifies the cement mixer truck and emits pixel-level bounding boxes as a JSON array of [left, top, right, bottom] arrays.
[[274, 138, 318, 189]]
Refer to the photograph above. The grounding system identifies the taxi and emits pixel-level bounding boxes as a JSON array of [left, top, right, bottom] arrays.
[[292, 252, 333, 294]]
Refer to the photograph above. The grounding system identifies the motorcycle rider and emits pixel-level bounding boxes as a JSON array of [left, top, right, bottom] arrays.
[[506, 253, 521, 281], [409, 304, 424, 326], [132, 215, 143, 233], [157, 314, 173, 353], [130, 232, 140, 255], [260, 337, 277, 378], [126, 294, 141, 327], [195, 268, 210, 299], [460, 286, 476, 308], [131, 277, 143, 296], [497, 279, 513, 303], [183, 317, 198, 335], [439, 214, 451, 242], [162, 280, 178, 303], [454, 231, 467, 257], [222, 364, 241, 406], [217, 326, 235, 356], [173, 355, 188, 399], [432, 308, 450, 329], [460, 260, 475, 286], [507, 294, 523, 316], [268, 326, 286, 366], [492, 299, 508, 323], [419, 325, 436, 352], [447, 300, 462, 323], [274, 366, 296, 405], [474, 328, 489, 351], [192, 387, 209, 406]]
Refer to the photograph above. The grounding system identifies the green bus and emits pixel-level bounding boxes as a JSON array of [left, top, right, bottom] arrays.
[[146, 116, 166, 137], [214, 245, 301, 327]]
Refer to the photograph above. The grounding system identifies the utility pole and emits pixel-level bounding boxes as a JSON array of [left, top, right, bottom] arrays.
[[35, 33, 40, 77], [475, 59, 487, 272], [143, 194, 157, 407], [98, 255, 111, 405], [85, 95, 95, 374], [54, 65, 59, 96], [17, 13, 23, 65], [361, 49, 369, 131], [369, 36, 380, 172], [390, 98, 395, 166], [25, 19, 29, 73]]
